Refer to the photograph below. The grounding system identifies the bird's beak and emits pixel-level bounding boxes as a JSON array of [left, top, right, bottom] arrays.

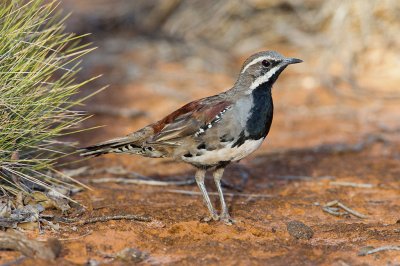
[[284, 58, 303, 64]]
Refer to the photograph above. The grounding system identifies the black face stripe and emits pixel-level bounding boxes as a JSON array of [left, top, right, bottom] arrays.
[[259, 60, 282, 77]]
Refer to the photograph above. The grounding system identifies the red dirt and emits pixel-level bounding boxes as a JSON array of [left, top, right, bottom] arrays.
[[1, 3, 400, 265], [2, 59, 400, 265]]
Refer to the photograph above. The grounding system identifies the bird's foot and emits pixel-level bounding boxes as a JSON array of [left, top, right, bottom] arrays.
[[200, 212, 219, 223], [220, 213, 235, 225]]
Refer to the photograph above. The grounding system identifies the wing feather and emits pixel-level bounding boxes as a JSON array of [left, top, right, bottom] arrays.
[[149, 99, 231, 144]]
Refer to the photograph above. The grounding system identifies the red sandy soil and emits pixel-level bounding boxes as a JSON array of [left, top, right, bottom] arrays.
[[1, 57, 400, 265], [1, 6, 400, 262]]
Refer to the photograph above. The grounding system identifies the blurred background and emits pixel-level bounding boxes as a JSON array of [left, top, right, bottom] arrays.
[[60, 0, 400, 161], [27, 1, 400, 263], [2, 2, 400, 264]]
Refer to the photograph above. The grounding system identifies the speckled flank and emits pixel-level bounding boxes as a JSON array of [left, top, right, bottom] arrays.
[[182, 138, 264, 165]]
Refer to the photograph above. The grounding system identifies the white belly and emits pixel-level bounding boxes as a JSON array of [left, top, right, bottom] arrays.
[[183, 138, 264, 165]]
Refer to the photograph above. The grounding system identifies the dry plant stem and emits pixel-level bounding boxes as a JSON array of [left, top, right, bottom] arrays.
[[359, 246, 400, 256], [324, 200, 368, 219], [56, 214, 152, 224], [166, 189, 273, 198], [89, 177, 195, 186], [322, 207, 345, 217], [329, 181, 374, 188], [0, 231, 61, 260], [81, 215, 151, 224], [64, 166, 148, 179]]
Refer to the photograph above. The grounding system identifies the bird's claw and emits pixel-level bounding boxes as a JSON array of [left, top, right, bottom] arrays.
[[201, 213, 219, 223], [200, 213, 235, 225], [220, 214, 235, 225]]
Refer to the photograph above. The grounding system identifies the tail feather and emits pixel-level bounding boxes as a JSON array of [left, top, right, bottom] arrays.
[[79, 127, 155, 157], [79, 137, 137, 157]]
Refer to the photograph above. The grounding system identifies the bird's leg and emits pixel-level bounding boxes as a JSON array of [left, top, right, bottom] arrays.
[[213, 167, 234, 225], [195, 169, 219, 221]]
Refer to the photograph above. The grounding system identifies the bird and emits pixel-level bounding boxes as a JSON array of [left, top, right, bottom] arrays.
[[80, 51, 302, 225]]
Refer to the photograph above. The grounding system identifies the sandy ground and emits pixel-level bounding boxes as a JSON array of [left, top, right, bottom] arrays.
[[1, 3, 400, 264], [2, 55, 400, 265]]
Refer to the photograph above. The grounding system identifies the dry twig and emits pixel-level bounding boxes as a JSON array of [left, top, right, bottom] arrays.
[[329, 181, 374, 188], [67, 165, 195, 187], [359, 245, 400, 256], [0, 231, 61, 260], [81, 215, 151, 224], [166, 189, 273, 198], [323, 200, 368, 219], [55, 214, 151, 224], [89, 177, 194, 186]]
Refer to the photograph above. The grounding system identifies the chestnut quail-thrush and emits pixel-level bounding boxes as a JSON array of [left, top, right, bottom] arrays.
[[80, 51, 302, 225]]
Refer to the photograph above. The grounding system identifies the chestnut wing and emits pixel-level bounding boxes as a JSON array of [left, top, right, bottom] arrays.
[[149, 99, 232, 145]]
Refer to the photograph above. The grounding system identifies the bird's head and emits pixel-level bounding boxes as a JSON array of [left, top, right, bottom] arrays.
[[235, 51, 302, 94]]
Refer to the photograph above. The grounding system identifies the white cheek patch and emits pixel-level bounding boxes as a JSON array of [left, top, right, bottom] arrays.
[[246, 65, 280, 94], [241, 56, 272, 74]]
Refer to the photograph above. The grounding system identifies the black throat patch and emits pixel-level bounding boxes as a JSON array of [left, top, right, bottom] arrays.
[[246, 83, 274, 140]]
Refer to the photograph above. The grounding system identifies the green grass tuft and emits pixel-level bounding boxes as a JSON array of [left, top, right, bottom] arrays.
[[0, 0, 98, 197]]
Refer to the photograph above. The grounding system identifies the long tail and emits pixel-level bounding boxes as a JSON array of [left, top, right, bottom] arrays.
[[79, 137, 141, 157], [79, 127, 153, 157]]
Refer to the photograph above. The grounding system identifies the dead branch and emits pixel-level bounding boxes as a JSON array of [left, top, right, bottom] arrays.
[[63, 166, 146, 178], [277, 175, 334, 181], [66, 165, 195, 187], [0, 231, 61, 260], [166, 189, 273, 198], [329, 181, 374, 188], [55, 214, 151, 224], [359, 245, 400, 256], [89, 177, 194, 186], [61, 166, 90, 178], [323, 200, 368, 219], [81, 214, 151, 224], [322, 206, 345, 217]]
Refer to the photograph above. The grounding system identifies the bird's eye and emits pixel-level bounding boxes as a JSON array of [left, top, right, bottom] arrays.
[[262, 60, 271, 67]]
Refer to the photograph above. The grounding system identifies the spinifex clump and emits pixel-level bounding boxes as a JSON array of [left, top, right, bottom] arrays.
[[0, 0, 98, 200]]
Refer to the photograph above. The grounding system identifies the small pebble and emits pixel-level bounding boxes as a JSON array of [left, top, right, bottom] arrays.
[[286, 220, 314, 240]]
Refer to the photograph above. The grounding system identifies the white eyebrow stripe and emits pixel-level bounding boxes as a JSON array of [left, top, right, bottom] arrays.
[[241, 56, 272, 74], [245, 65, 280, 94]]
